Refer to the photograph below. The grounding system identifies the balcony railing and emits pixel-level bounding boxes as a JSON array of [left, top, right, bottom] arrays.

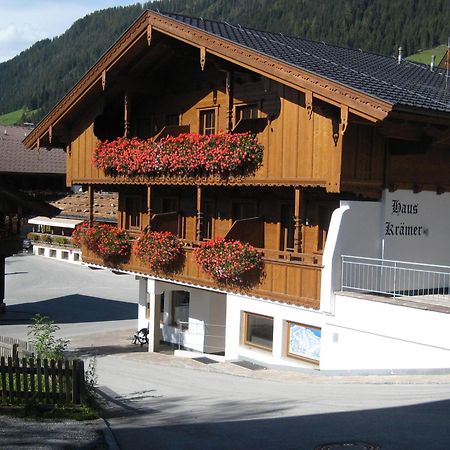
[[81, 241, 322, 309], [341, 255, 450, 301]]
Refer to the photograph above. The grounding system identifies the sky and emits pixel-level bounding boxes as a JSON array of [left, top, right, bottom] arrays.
[[0, 0, 141, 63]]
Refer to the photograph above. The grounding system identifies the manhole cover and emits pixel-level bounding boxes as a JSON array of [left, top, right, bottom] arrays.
[[316, 443, 379, 450]]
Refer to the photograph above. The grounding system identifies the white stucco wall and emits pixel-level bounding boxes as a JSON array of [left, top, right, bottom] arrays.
[[225, 293, 324, 368], [320, 293, 450, 370], [381, 190, 450, 265], [33, 244, 82, 264]]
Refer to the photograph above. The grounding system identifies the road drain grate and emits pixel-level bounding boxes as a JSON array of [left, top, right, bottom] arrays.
[[231, 360, 267, 370], [316, 443, 379, 450], [192, 357, 219, 364]]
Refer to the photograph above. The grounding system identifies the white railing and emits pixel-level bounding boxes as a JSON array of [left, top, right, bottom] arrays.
[[177, 321, 226, 353], [341, 255, 450, 300]]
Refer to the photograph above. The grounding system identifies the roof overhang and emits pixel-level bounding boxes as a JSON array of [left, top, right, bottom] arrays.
[[28, 216, 83, 229], [24, 10, 397, 149]]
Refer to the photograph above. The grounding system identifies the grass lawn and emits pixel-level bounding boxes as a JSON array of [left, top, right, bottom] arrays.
[[0, 108, 38, 126], [407, 44, 448, 65]]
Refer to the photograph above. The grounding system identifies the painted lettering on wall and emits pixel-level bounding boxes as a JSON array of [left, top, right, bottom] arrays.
[[385, 199, 428, 237]]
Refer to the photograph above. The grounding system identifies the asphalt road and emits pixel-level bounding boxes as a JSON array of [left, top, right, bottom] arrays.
[[3, 254, 450, 450]]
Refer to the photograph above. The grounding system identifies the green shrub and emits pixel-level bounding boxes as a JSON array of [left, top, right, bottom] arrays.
[[41, 234, 53, 243], [53, 236, 68, 246], [27, 232, 38, 241]]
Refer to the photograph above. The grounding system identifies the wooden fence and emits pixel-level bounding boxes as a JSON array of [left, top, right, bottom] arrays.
[[0, 357, 85, 405], [0, 336, 35, 359]]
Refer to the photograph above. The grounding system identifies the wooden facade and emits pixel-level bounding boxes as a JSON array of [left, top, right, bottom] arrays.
[[23, 11, 450, 310]]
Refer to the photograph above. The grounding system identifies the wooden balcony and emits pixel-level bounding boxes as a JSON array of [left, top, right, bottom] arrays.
[[81, 243, 322, 309]]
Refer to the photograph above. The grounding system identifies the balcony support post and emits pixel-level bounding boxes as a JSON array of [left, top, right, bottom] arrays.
[[124, 92, 130, 138], [196, 185, 203, 242], [147, 185, 152, 230], [88, 185, 94, 226], [226, 70, 234, 132], [294, 186, 303, 253]]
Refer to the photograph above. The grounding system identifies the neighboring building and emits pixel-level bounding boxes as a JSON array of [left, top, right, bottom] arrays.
[[0, 125, 64, 312], [24, 11, 450, 370], [29, 191, 118, 264]]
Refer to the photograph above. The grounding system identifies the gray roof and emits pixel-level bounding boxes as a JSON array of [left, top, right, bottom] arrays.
[[0, 126, 65, 174], [160, 12, 450, 114]]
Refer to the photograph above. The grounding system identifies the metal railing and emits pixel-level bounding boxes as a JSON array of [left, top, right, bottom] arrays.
[[341, 255, 450, 300], [177, 321, 226, 353]]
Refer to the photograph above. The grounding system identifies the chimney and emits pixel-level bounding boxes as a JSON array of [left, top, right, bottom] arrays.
[[431, 55, 436, 71], [398, 46, 403, 64]]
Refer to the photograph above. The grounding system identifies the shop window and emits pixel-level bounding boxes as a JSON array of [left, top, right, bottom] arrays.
[[235, 104, 258, 123], [243, 312, 273, 351], [61, 251, 69, 260], [125, 196, 141, 230], [73, 253, 80, 262], [170, 291, 190, 329], [286, 321, 321, 363], [38, 248, 45, 256], [199, 109, 216, 135], [49, 249, 57, 258]]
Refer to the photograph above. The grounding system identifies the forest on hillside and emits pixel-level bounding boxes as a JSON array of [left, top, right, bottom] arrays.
[[1, 0, 449, 123]]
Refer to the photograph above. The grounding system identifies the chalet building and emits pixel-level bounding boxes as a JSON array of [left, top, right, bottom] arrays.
[[24, 11, 450, 370]]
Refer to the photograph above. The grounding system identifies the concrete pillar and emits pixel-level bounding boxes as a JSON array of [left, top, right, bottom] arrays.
[[272, 317, 284, 360], [137, 277, 148, 331], [147, 279, 163, 352], [163, 290, 172, 326]]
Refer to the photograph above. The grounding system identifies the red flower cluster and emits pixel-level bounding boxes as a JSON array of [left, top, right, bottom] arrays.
[[193, 237, 263, 284], [93, 132, 263, 177], [73, 221, 131, 259], [134, 231, 184, 271], [71, 221, 90, 248]]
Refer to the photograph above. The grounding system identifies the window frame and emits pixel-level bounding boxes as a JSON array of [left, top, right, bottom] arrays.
[[285, 321, 321, 364], [198, 107, 218, 135], [242, 312, 274, 352], [234, 103, 259, 126], [124, 195, 142, 231]]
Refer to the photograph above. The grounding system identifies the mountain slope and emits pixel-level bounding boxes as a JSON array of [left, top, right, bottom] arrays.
[[2, 0, 450, 123]]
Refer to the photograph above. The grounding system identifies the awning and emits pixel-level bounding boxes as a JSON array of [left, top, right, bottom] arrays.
[[28, 216, 83, 229]]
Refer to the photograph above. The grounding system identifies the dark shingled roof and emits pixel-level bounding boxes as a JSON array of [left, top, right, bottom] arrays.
[[0, 126, 65, 174], [160, 12, 450, 114]]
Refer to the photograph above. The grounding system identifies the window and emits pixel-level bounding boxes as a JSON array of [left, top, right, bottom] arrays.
[[125, 196, 141, 229], [286, 322, 321, 363], [235, 104, 258, 123], [61, 251, 69, 260], [243, 312, 273, 351], [73, 253, 80, 262], [199, 109, 216, 135], [50, 249, 57, 258], [38, 248, 45, 256]]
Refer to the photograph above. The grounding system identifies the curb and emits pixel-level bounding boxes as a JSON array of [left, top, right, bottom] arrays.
[[98, 418, 120, 450]]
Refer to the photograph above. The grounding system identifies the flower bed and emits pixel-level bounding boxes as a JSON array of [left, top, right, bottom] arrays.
[[93, 132, 263, 177], [134, 231, 184, 272], [193, 238, 263, 284], [73, 221, 131, 259]]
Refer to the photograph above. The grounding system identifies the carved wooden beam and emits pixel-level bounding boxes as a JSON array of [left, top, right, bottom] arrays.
[[147, 23, 153, 46], [200, 46, 206, 71], [101, 70, 107, 91], [340, 105, 348, 135], [48, 125, 53, 144], [305, 90, 313, 120]]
